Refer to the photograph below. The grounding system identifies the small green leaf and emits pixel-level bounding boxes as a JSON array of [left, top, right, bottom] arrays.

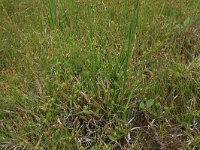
[[108, 135, 118, 142], [139, 102, 145, 109], [146, 99, 155, 108], [183, 17, 190, 27]]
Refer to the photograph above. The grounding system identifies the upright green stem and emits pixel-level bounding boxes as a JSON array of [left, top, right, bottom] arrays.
[[122, 0, 139, 98]]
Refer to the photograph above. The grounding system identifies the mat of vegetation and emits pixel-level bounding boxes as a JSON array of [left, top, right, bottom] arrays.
[[0, 0, 200, 149]]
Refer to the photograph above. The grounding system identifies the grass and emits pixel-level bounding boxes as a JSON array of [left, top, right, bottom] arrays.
[[0, 0, 200, 149]]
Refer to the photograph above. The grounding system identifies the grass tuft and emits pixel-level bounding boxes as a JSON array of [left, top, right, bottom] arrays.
[[0, 0, 200, 149]]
